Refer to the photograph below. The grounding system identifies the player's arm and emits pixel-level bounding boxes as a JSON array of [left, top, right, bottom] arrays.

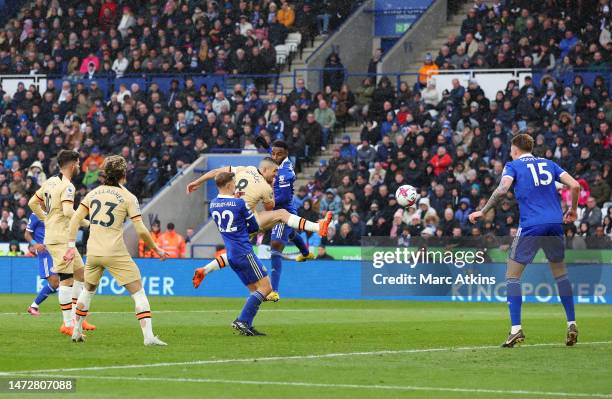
[[133, 219, 167, 260], [469, 175, 513, 223], [186, 166, 234, 194], [559, 171, 581, 223], [63, 204, 89, 262], [28, 190, 46, 221], [244, 204, 260, 234], [62, 201, 90, 228]]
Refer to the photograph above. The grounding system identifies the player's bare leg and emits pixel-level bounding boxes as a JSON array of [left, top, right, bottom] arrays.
[[550, 261, 577, 346], [502, 259, 526, 347], [257, 209, 333, 237], [72, 267, 96, 331]]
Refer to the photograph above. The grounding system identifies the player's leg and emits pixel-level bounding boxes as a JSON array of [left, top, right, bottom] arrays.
[[112, 256, 166, 346], [28, 253, 58, 316], [502, 227, 535, 347], [542, 225, 577, 346], [71, 257, 104, 342], [257, 209, 333, 237], [232, 253, 272, 336], [269, 223, 287, 302], [193, 254, 229, 284], [290, 231, 313, 261], [71, 253, 96, 331], [47, 244, 77, 333]]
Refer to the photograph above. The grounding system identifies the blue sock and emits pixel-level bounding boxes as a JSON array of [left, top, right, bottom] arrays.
[[556, 274, 575, 322], [506, 278, 522, 326], [34, 284, 57, 306], [238, 291, 265, 326], [290, 231, 309, 257], [270, 251, 282, 292]]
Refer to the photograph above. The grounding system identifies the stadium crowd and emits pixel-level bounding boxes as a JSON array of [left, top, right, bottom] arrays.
[[0, 0, 609, 254]]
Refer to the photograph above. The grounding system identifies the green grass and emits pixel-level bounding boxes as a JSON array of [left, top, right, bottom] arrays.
[[0, 294, 611, 399]]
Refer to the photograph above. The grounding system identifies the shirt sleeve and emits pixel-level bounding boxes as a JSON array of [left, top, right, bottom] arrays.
[[126, 194, 142, 220], [502, 161, 516, 180], [243, 201, 259, 233], [79, 192, 91, 212], [34, 186, 44, 202], [26, 214, 37, 232], [551, 161, 566, 182], [60, 183, 75, 203]]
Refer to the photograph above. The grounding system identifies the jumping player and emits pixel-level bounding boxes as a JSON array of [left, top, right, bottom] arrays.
[[25, 212, 58, 316], [469, 134, 581, 347], [267, 140, 314, 302], [187, 157, 331, 287], [64, 155, 168, 345]]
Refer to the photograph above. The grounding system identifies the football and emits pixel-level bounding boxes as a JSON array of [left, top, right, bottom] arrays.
[[395, 184, 418, 207]]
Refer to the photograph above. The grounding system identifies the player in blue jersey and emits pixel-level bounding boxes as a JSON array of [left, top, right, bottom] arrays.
[[469, 134, 581, 347], [25, 212, 59, 316], [267, 140, 314, 302], [193, 171, 270, 336]]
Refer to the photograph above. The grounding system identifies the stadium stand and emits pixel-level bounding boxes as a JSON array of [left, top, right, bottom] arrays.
[[0, 0, 609, 253]]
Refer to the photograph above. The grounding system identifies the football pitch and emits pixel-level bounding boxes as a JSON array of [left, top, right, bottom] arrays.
[[1, 294, 611, 399]]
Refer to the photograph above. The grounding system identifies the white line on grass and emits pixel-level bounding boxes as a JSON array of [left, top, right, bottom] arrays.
[[5, 341, 612, 375], [2, 373, 611, 398]]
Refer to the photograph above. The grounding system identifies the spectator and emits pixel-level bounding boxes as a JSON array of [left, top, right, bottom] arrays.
[[156, 223, 186, 258], [429, 147, 453, 176], [417, 53, 439, 90], [314, 100, 336, 151], [581, 197, 603, 234], [139, 220, 162, 258]]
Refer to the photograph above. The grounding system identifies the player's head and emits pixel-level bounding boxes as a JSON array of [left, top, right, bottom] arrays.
[[259, 157, 279, 184], [215, 171, 235, 194], [270, 140, 289, 165], [57, 149, 80, 178], [103, 155, 127, 186], [510, 134, 534, 160]]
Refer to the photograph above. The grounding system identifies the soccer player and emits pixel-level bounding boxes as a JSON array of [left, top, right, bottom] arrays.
[[63, 155, 168, 345], [193, 171, 270, 336], [267, 140, 313, 302], [25, 212, 58, 316], [187, 157, 332, 286], [469, 134, 581, 347], [28, 149, 96, 335]]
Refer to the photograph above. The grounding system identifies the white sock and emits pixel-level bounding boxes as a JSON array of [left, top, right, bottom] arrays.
[[511, 325, 522, 334], [567, 321, 576, 327], [71, 280, 84, 321], [287, 214, 320, 233], [30, 301, 38, 308], [58, 285, 73, 327], [75, 290, 95, 332], [204, 254, 228, 274], [132, 288, 154, 340]]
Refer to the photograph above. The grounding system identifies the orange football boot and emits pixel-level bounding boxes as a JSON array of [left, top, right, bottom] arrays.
[[59, 323, 73, 336], [82, 320, 96, 331], [318, 211, 333, 237]]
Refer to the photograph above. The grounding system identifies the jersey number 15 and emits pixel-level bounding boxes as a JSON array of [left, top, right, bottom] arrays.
[[526, 162, 553, 186]]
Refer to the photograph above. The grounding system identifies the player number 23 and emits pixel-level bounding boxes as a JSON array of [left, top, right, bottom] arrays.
[[90, 200, 118, 227], [212, 210, 237, 232], [526, 162, 553, 186]]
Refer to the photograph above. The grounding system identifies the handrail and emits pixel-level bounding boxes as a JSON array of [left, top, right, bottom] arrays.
[[304, 0, 373, 64]]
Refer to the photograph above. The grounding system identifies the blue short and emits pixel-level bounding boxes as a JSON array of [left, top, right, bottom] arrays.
[[229, 252, 268, 286], [509, 223, 565, 265], [38, 251, 55, 279], [271, 222, 293, 245]]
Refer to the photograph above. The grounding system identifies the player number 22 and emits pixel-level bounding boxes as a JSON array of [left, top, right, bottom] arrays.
[[212, 210, 236, 232], [526, 162, 553, 186]]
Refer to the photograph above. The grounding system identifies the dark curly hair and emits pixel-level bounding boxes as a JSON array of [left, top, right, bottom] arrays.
[[103, 155, 127, 186]]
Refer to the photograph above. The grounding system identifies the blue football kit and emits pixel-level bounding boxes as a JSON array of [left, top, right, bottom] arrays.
[[210, 194, 266, 286], [503, 154, 566, 265], [26, 213, 54, 278]]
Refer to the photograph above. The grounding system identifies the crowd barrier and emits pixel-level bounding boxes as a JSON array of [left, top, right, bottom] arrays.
[[1, 257, 609, 305]]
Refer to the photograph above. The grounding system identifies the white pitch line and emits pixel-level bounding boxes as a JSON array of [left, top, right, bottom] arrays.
[[3, 373, 611, 398], [5, 341, 612, 375]]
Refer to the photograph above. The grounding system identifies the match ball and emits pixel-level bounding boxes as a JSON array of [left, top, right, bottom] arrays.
[[395, 185, 418, 207]]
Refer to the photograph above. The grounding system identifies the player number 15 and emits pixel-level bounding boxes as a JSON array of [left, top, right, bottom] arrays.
[[526, 162, 552, 186]]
